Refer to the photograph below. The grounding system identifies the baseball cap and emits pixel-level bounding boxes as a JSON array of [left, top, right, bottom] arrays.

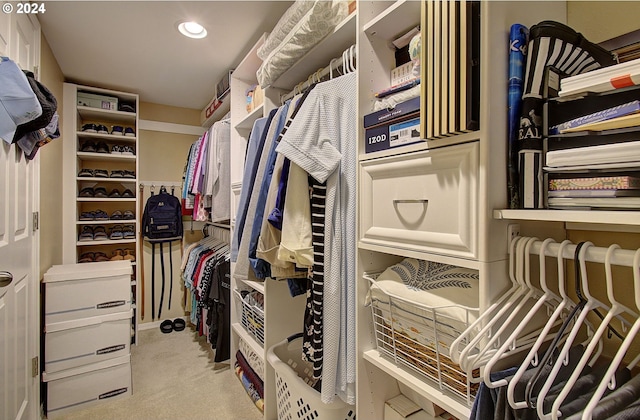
[[13, 70, 57, 143], [0, 57, 42, 144]]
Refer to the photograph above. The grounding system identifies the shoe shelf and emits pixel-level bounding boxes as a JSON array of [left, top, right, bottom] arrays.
[[76, 177, 136, 183], [76, 152, 137, 163], [77, 198, 137, 202], [77, 106, 137, 124], [76, 238, 136, 246], [77, 131, 137, 142], [76, 220, 138, 226]]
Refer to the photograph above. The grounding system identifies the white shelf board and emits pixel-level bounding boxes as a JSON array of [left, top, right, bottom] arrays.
[[76, 238, 136, 246], [77, 106, 137, 124], [76, 152, 137, 163], [77, 132, 137, 142], [237, 279, 265, 294], [270, 13, 356, 91], [234, 33, 268, 82], [493, 209, 640, 226], [235, 105, 264, 131], [77, 220, 137, 226], [77, 85, 138, 102], [363, 0, 421, 41], [232, 322, 265, 358], [77, 198, 137, 202], [76, 177, 136, 183], [363, 349, 471, 420]]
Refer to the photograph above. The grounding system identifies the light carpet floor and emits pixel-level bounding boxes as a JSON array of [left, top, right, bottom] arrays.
[[51, 326, 264, 420]]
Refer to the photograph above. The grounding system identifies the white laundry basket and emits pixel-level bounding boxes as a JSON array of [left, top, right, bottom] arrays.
[[267, 334, 356, 420]]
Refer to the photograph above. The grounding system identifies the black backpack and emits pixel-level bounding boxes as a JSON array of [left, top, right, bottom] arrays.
[[141, 189, 183, 242]]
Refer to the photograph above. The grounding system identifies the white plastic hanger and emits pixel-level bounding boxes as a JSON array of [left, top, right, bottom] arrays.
[[580, 247, 640, 420], [482, 238, 567, 388], [468, 236, 550, 375], [451, 236, 530, 366], [507, 239, 575, 408]]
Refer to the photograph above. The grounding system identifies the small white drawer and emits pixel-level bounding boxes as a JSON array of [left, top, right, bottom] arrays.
[[45, 310, 132, 373], [359, 141, 478, 259], [43, 355, 132, 418]]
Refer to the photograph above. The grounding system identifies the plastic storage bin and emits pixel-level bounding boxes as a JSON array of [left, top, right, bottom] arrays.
[[267, 334, 356, 420]]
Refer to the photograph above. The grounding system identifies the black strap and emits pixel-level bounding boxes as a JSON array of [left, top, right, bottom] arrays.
[[168, 242, 173, 310], [151, 242, 156, 321], [158, 242, 166, 319]]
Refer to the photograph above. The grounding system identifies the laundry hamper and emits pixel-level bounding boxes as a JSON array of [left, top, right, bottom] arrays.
[[267, 334, 356, 420]]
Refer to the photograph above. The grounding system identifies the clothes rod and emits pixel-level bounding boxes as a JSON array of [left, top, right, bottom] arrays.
[[521, 237, 640, 268], [281, 46, 356, 103], [139, 181, 183, 188]]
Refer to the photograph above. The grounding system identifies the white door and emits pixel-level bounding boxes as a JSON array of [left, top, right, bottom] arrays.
[[1, 12, 41, 420]]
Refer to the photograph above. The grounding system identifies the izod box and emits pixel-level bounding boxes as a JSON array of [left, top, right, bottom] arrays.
[[77, 91, 118, 111], [43, 261, 132, 324], [364, 97, 423, 153]]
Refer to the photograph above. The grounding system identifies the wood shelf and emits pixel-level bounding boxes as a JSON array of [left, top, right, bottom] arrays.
[[494, 209, 640, 226], [77, 106, 137, 124], [235, 105, 264, 131], [76, 152, 137, 163], [77, 131, 137, 142], [363, 0, 421, 41]]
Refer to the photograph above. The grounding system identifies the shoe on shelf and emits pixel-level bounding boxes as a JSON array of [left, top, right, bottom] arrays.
[[77, 168, 94, 177], [122, 210, 135, 220], [96, 124, 109, 134], [93, 226, 108, 241], [93, 187, 108, 198], [110, 249, 124, 261], [123, 248, 136, 261], [110, 210, 123, 220], [78, 226, 94, 241], [94, 209, 110, 220], [124, 127, 136, 137], [110, 169, 124, 178], [81, 123, 97, 133], [94, 251, 109, 262], [79, 187, 95, 198], [122, 189, 134, 198], [109, 188, 122, 198], [119, 103, 135, 113], [78, 252, 95, 263], [94, 169, 109, 178], [111, 145, 122, 154], [120, 145, 135, 155], [96, 142, 109, 153], [80, 142, 97, 153], [122, 170, 135, 179], [111, 126, 124, 136], [109, 225, 124, 240], [123, 225, 136, 239], [79, 211, 95, 221]]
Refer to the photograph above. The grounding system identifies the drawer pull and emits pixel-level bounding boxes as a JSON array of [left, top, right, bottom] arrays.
[[393, 199, 429, 204]]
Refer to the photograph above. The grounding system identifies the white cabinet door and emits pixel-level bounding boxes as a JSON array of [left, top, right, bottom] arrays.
[[0, 12, 40, 420]]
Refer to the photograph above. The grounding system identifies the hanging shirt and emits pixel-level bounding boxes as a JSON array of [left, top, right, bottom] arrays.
[[276, 72, 357, 405]]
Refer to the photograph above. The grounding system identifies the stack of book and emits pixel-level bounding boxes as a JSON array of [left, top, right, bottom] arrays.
[[547, 175, 640, 209], [545, 60, 640, 210]]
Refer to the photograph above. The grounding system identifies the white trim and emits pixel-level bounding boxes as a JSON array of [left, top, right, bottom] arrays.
[[138, 119, 204, 136]]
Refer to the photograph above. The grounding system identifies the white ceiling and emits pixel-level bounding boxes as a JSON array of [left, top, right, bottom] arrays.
[[38, 1, 294, 111]]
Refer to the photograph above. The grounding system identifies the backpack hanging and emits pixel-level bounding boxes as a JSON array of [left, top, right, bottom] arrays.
[[142, 186, 183, 320]]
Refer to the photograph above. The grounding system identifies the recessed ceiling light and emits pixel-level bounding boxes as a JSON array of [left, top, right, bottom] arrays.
[[178, 21, 207, 39]]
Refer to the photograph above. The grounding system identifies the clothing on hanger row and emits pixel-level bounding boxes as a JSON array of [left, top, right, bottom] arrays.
[[461, 237, 640, 420]]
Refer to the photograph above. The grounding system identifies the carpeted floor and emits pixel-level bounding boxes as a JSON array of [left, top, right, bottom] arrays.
[[51, 325, 264, 420]]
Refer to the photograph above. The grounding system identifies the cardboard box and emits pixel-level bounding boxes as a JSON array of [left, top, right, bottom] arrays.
[[43, 355, 132, 419], [44, 310, 132, 373], [43, 261, 132, 324], [385, 394, 438, 420], [77, 92, 118, 111], [364, 97, 422, 153]]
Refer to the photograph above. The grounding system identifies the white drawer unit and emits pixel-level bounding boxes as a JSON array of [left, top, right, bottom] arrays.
[[359, 141, 478, 259], [44, 310, 133, 373], [43, 355, 132, 419], [43, 261, 132, 324]]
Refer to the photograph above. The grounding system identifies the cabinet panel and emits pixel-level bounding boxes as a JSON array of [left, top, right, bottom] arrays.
[[360, 141, 478, 259]]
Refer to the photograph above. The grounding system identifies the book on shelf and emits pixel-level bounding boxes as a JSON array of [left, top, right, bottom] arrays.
[[549, 175, 640, 191], [559, 112, 640, 133], [550, 100, 640, 134], [375, 78, 421, 99], [545, 140, 640, 168], [559, 56, 640, 97], [548, 189, 640, 198], [548, 196, 640, 209]]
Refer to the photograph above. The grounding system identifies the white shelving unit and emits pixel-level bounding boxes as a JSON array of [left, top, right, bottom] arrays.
[[62, 83, 140, 345], [355, 2, 567, 420]]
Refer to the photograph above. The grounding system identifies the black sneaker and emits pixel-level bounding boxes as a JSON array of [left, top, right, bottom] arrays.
[[96, 142, 109, 153], [111, 145, 122, 154], [96, 125, 109, 134], [80, 142, 97, 153], [111, 126, 124, 136], [124, 127, 136, 137], [81, 123, 97, 133]]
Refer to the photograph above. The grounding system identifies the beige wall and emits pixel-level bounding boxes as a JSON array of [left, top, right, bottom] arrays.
[[568, 1, 640, 44], [38, 34, 65, 278]]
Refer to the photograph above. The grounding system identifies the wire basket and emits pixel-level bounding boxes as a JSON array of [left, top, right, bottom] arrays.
[[364, 272, 480, 407], [267, 334, 356, 420], [234, 289, 265, 345]]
